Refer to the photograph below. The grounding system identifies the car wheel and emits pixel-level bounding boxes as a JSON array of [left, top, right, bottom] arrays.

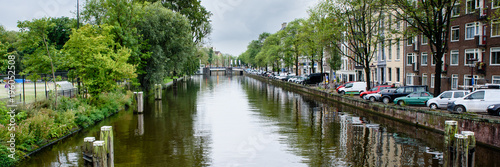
[[369, 96, 376, 102], [454, 105, 466, 113], [429, 103, 438, 109], [398, 100, 405, 106], [361, 94, 366, 99], [382, 97, 390, 104], [497, 109, 500, 116], [339, 91, 345, 95]]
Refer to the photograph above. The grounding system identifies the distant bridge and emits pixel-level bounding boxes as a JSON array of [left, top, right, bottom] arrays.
[[203, 67, 244, 76]]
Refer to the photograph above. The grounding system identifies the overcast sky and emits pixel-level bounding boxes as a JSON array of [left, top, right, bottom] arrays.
[[0, 0, 319, 56]]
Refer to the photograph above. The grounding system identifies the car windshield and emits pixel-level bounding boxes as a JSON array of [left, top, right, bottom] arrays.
[[370, 87, 378, 91]]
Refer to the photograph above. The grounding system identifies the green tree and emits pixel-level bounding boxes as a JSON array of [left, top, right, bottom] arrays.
[[18, 18, 60, 105], [133, 0, 212, 44], [298, 18, 320, 74], [62, 24, 136, 97], [135, 2, 195, 89], [208, 47, 214, 67], [242, 32, 270, 69], [47, 17, 76, 50], [391, 0, 459, 95], [281, 19, 304, 76]]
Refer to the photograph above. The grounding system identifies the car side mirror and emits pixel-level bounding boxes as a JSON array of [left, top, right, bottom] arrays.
[[439, 96, 443, 99]]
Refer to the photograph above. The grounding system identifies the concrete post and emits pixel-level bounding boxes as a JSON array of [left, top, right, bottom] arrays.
[[92, 141, 107, 167], [100, 126, 114, 167], [83, 137, 95, 162], [137, 92, 143, 113]]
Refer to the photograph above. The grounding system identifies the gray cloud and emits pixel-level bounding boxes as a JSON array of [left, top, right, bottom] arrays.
[[0, 0, 318, 57]]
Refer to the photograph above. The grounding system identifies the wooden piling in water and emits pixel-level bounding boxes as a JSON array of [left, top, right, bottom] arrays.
[[444, 120, 458, 167], [83, 137, 95, 163], [100, 126, 114, 167], [155, 84, 162, 100], [455, 134, 469, 167], [462, 131, 476, 167], [92, 141, 107, 167], [135, 92, 143, 113]]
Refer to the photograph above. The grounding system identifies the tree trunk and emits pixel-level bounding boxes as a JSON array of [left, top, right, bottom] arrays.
[[43, 37, 57, 109], [364, 66, 371, 91], [295, 53, 299, 76], [434, 53, 443, 95], [311, 59, 315, 74]]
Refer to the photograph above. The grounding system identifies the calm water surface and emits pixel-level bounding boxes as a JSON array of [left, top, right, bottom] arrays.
[[19, 76, 500, 166]]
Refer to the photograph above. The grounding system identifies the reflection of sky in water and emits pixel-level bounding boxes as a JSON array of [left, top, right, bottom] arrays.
[[24, 76, 500, 167]]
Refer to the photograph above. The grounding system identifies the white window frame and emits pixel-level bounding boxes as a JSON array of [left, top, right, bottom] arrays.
[[466, 0, 477, 14], [431, 74, 435, 88], [388, 40, 392, 61], [492, 20, 500, 37], [465, 49, 479, 66], [491, 47, 500, 65], [451, 26, 460, 42], [422, 35, 428, 45], [407, 53, 415, 66], [422, 73, 428, 86], [421, 52, 428, 66], [452, 2, 461, 17], [464, 75, 480, 87], [406, 73, 415, 86], [450, 50, 459, 66], [396, 39, 401, 60], [466, 23, 475, 40], [493, 75, 500, 84], [452, 74, 459, 90]]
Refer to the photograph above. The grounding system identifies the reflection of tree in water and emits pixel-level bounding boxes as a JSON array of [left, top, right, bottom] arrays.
[[241, 77, 442, 166]]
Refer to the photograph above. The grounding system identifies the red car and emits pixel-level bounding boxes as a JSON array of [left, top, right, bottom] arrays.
[[336, 81, 355, 92], [359, 85, 392, 98]]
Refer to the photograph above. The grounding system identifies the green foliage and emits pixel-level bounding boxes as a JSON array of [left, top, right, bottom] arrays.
[[62, 24, 136, 96], [136, 2, 195, 89]]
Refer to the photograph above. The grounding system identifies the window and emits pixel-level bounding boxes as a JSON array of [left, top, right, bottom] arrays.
[[465, 49, 479, 65], [454, 92, 466, 98], [451, 50, 459, 65], [494, 0, 500, 8], [388, 68, 392, 81], [407, 36, 414, 46], [431, 74, 435, 88], [493, 76, 500, 84], [491, 48, 500, 65], [422, 73, 428, 85], [492, 20, 500, 37], [396, 39, 401, 60], [451, 26, 460, 41], [396, 68, 400, 82], [406, 73, 415, 85], [441, 92, 453, 98], [405, 87, 414, 93], [422, 92, 431, 97], [466, 23, 475, 40], [388, 41, 392, 60], [452, 2, 461, 16], [421, 52, 428, 65], [466, 0, 476, 14], [422, 35, 428, 45], [464, 75, 481, 87], [452, 74, 459, 89], [396, 87, 404, 93], [407, 53, 415, 65], [468, 91, 485, 99]]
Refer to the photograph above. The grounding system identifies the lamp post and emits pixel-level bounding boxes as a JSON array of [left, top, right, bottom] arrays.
[[370, 63, 376, 88], [468, 58, 478, 91]]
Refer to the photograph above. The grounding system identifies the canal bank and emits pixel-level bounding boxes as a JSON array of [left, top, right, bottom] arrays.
[[246, 73, 500, 150]]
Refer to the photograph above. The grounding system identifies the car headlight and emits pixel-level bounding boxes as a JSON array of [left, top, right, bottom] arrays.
[[488, 105, 495, 109]]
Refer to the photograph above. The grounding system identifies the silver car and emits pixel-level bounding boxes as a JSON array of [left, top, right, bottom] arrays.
[[364, 88, 396, 102], [426, 90, 469, 109]]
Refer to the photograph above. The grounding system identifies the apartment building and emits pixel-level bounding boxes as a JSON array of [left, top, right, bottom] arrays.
[[404, 0, 500, 93]]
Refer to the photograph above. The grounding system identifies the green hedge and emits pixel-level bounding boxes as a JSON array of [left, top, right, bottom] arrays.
[[0, 88, 133, 166]]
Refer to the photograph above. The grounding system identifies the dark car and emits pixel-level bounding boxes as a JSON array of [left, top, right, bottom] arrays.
[[380, 85, 428, 104], [487, 104, 500, 116], [303, 73, 328, 85]]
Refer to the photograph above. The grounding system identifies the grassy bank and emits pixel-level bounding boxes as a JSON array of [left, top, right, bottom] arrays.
[[0, 87, 133, 166]]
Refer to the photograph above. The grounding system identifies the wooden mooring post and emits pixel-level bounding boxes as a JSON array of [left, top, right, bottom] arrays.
[[134, 92, 144, 113], [462, 131, 476, 167], [100, 126, 114, 167], [92, 141, 107, 167], [443, 120, 476, 167], [444, 120, 458, 167], [83, 137, 95, 163], [155, 84, 162, 100]]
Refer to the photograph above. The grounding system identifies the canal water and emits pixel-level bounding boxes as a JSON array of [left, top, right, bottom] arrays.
[[19, 76, 500, 166]]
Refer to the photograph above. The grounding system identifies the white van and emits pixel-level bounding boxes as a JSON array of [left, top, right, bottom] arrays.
[[447, 89, 500, 113], [338, 82, 366, 95], [426, 90, 469, 109]]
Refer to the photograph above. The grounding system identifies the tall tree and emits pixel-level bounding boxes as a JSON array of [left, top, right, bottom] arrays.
[[323, 0, 386, 90], [391, 0, 458, 95], [282, 19, 304, 76], [133, 0, 212, 44], [299, 19, 320, 74], [18, 18, 60, 106], [62, 24, 136, 97]]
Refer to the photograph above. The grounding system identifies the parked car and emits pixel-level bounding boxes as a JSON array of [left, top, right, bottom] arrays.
[[426, 90, 469, 109], [365, 88, 396, 102], [336, 81, 355, 92], [303, 73, 328, 85], [337, 82, 367, 95], [380, 85, 428, 104], [296, 77, 307, 84], [487, 104, 500, 116], [447, 89, 500, 113], [359, 85, 392, 99], [394, 91, 434, 106]]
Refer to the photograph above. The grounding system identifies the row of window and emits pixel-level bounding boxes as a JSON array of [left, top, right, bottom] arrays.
[[406, 48, 500, 66], [406, 73, 500, 89]]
